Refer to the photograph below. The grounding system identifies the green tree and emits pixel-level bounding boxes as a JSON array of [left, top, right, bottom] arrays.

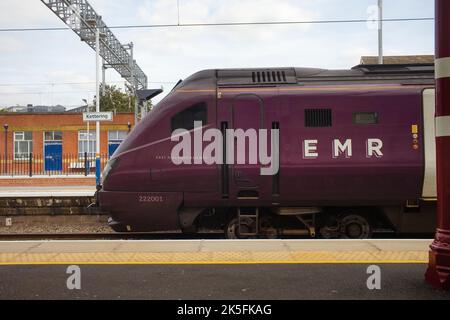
[[99, 84, 136, 113]]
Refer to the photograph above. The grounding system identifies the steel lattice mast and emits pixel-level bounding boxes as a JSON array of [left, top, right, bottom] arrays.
[[40, 0, 148, 90]]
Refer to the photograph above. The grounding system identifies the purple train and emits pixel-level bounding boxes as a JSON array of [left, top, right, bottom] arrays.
[[98, 63, 438, 239]]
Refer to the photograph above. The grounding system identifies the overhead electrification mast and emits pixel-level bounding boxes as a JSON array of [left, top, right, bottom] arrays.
[[40, 0, 148, 121], [41, 0, 149, 185]]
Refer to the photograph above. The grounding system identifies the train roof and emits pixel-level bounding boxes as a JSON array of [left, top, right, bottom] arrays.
[[176, 64, 435, 90], [218, 64, 435, 87]]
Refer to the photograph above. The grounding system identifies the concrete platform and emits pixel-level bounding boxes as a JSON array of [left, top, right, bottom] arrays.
[[0, 187, 102, 218], [0, 186, 96, 197], [0, 239, 433, 265], [1, 239, 449, 300]]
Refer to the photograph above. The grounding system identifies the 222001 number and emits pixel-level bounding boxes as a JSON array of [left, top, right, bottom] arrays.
[[138, 196, 164, 203]]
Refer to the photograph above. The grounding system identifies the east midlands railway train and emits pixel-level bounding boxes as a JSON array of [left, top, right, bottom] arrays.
[[98, 63, 437, 239]]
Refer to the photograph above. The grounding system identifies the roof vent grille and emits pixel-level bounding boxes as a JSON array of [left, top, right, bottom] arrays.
[[217, 68, 297, 86], [252, 70, 287, 83]]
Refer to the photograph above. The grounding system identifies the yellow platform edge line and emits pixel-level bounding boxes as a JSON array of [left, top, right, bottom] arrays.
[[0, 260, 428, 266], [0, 250, 429, 265]]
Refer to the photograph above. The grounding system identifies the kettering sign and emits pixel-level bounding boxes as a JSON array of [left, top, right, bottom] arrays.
[[83, 112, 113, 122]]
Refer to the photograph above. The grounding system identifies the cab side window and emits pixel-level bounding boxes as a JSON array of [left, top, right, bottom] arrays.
[[171, 102, 207, 132]]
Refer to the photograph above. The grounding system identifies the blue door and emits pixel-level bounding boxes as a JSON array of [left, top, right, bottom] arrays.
[[108, 131, 127, 158], [108, 143, 120, 158], [45, 143, 62, 171]]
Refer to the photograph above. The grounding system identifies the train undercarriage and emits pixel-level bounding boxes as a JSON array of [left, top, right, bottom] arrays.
[[184, 203, 436, 239], [105, 195, 436, 239]]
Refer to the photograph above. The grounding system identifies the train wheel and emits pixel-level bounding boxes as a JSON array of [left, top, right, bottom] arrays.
[[339, 214, 372, 239], [225, 218, 253, 239], [319, 213, 372, 239], [109, 225, 129, 232], [318, 215, 340, 239], [108, 217, 129, 233], [260, 216, 278, 239]]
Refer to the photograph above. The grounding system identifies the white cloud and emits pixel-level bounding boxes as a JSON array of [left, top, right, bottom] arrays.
[[0, 0, 434, 107], [132, 0, 320, 82], [45, 70, 94, 84], [203, 0, 316, 23], [0, 0, 56, 27], [0, 36, 26, 53]]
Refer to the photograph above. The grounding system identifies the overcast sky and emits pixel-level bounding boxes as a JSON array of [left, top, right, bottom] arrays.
[[0, 0, 434, 108]]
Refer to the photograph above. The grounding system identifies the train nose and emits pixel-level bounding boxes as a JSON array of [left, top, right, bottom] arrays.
[[101, 157, 119, 187]]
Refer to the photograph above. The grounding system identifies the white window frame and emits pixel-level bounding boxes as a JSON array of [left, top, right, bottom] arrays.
[[108, 130, 127, 143], [44, 131, 63, 142], [78, 130, 97, 158], [14, 131, 33, 160]]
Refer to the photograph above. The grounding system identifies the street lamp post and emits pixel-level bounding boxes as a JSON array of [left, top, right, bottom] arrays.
[[124, 43, 138, 125], [425, 0, 450, 290], [378, 0, 383, 64], [95, 27, 101, 187], [3, 124, 8, 174], [82, 99, 90, 173]]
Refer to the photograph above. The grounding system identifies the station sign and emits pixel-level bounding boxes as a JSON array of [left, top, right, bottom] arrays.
[[83, 112, 113, 122]]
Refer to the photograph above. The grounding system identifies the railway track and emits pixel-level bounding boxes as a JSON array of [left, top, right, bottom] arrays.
[[0, 232, 432, 241], [0, 232, 224, 241]]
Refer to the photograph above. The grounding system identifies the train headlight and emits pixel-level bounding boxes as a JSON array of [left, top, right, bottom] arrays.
[[102, 157, 118, 185]]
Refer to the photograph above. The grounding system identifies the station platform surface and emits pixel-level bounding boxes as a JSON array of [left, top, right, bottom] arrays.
[[1, 239, 450, 299], [0, 186, 96, 197], [0, 239, 434, 265]]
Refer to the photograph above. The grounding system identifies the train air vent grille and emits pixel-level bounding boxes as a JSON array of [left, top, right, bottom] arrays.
[[251, 70, 288, 83], [217, 68, 297, 86], [305, 109, 332, 128]]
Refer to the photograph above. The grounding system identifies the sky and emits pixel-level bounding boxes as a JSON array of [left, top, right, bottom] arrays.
[[0, 0, 435, 108]]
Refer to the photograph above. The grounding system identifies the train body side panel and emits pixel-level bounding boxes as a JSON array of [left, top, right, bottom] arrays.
[[99, 191, 183, 232], [274, 88, 424, 205], [422, 88, 437, 199]]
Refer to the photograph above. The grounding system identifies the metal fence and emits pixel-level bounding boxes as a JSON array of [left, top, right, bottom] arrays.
[[0, 153, 110, 177]]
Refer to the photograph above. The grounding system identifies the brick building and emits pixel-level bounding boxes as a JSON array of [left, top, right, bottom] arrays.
[[0, 112, 134, 184]]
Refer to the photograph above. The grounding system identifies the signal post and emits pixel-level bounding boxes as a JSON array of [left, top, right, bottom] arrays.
[[426, 0, 450, 290]]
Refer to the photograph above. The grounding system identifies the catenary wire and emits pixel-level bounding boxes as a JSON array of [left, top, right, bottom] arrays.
[[0, 17, 434, 32]]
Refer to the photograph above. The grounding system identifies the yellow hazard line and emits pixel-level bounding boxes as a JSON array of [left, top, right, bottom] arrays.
[[0, 251, 429, 265], [0, 261, 428, 265]]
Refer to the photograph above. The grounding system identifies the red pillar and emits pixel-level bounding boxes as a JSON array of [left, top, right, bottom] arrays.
[[425, 0, 450, 290]]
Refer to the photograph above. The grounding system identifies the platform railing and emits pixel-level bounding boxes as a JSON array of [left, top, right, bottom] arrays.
[[0, 153, 109, 177]]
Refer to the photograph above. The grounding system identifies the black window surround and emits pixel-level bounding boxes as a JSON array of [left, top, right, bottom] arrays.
[[171, 102, 208, 132]]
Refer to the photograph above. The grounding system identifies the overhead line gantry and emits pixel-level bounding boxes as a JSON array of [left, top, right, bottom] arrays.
[[41, 0, 148, 91]]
